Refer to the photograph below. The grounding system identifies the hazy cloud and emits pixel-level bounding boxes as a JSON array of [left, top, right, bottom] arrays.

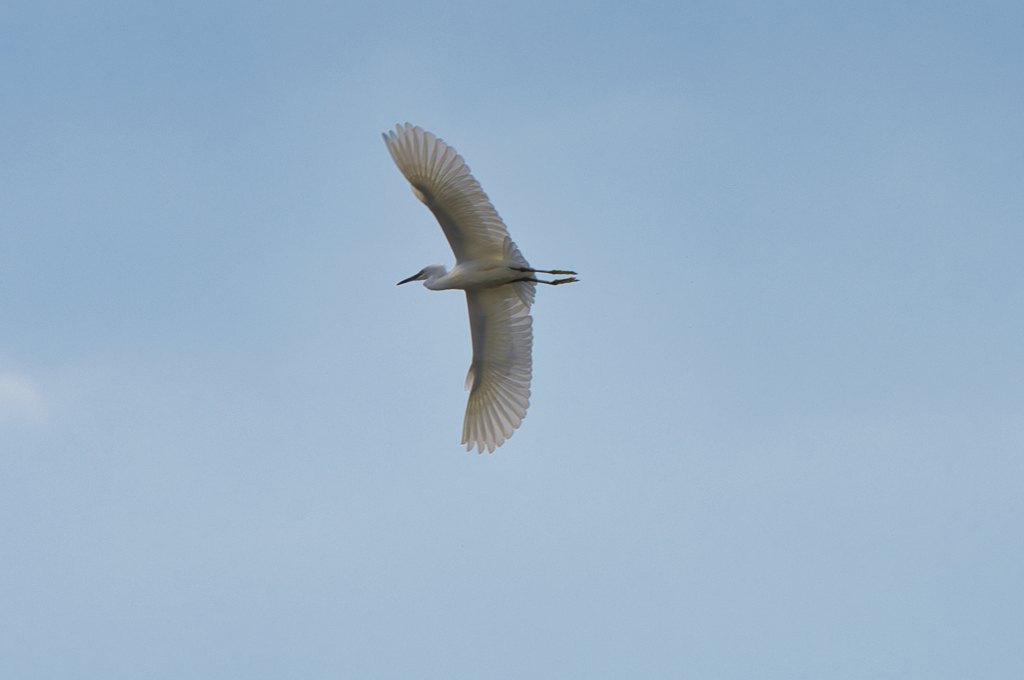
[[0, 373, 43, 423]]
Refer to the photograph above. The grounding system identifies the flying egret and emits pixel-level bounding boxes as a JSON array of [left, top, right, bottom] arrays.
[[383, 123, 577, 453]]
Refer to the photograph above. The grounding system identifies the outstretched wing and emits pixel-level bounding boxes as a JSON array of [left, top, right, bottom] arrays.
[[383, 123, 512, 263], [462, 287, 533, 453]]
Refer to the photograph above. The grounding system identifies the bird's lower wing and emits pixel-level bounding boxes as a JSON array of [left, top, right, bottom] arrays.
[[462, 287, 533, 453]]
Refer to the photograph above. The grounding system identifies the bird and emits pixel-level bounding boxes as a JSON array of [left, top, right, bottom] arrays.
[[383, 123, 577, 453]]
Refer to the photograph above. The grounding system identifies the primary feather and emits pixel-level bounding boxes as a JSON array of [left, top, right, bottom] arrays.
[[463, 287, 533, 453], [383, 123, 512, 263]]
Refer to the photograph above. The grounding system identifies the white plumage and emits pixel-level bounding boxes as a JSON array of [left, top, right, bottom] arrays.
[[383, 123, 576, 453]]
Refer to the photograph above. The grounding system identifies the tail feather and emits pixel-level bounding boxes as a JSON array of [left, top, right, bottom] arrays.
[[504, 236, 536, 308]]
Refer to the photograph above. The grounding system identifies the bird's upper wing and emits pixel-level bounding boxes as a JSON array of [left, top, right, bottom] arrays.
[[383, 123, 511, 263], [462, 286, 533, 453]]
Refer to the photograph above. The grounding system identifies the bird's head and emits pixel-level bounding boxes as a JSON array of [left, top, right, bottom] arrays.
[[397, 264, 447, 286]]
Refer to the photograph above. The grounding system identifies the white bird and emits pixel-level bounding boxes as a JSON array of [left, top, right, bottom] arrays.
[[383, 123, 577, 453]]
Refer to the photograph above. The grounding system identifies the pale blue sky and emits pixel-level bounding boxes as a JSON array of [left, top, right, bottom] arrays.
[[2, 1, 1023, 678]]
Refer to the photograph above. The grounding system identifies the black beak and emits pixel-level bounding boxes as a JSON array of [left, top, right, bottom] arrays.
[[397, 274, 419, 285]]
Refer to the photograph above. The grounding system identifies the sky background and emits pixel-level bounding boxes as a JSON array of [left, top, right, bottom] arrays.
[[2, 1, 1023, 677]]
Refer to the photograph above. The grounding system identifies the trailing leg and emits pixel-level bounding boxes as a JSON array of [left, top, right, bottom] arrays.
[[510, 276, 578, 285], [512, 267, 578, 276]]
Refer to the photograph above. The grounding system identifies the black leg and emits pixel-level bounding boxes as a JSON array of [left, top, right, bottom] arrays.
[[512, 267, 578, 276], [511, 276, 578, 285]]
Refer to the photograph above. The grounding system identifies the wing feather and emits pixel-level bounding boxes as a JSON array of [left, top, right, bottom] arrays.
[[462, 287, 533, 453], [383, 123, 512, 263]]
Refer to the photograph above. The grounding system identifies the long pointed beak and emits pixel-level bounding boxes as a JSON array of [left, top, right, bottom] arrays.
[[397, 274, 419, 285]]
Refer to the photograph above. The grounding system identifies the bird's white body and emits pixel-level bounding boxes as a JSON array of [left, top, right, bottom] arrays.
[[420, 260, 526, 291], [383, 123, 575, 453]]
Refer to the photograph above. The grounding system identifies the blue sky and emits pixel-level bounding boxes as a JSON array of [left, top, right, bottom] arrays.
[[2, 1, 1022, 677]]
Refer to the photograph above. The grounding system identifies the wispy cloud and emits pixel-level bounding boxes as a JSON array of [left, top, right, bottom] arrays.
[[0, 373, 44, 423]]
